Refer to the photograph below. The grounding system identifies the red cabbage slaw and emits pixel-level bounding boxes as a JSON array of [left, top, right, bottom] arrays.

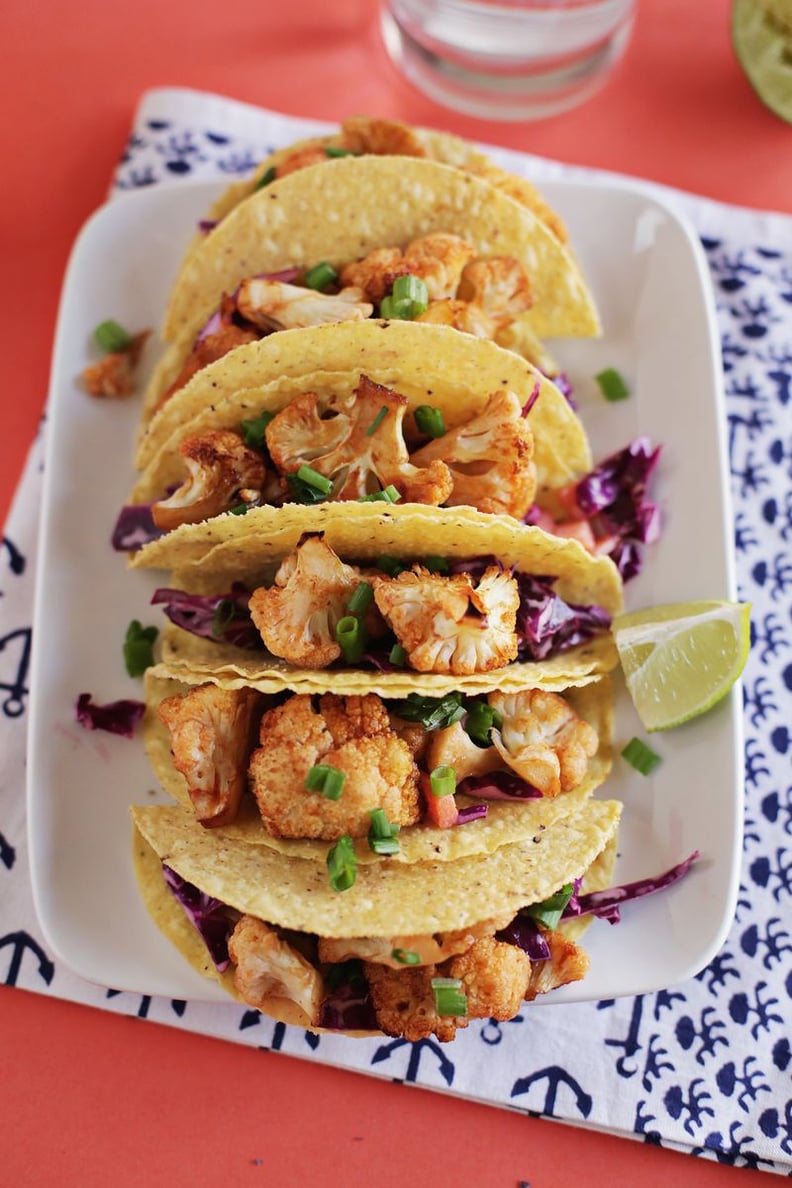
[[75, 693, 145, 738]]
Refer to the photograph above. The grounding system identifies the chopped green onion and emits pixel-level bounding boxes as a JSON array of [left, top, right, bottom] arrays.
[[229, 503, 249, 515], [285, 473, 329, 504], [376, 554, 405, 577], [327, 835, 357, 892], [431, 977, 468, 1017], [595, 367, 630, 402], [325, 146, 358, 158], [335, 615, 366, 664], [414, 405, 445, 438], [390, 692, 465, 731], [389, 643, 407, 666], [430, 765, 457, 798], [370, 836, 400, 856], [358, 485, 401, 503], [464, 701, 502, 748], [94, 320, 133, 354], [526, 883, 575, 930], [392, 948, 421, 965], [304, 261, 338, 291], [240, 411, 274, 451], [123, 620, 158, 677], [295, 464, 333, 494], [347, 581, 374, 617], [423, 555, 449, 575], [621, 736, 662, 776], [254, 166, 277, 190], [392, 274, 429, 311], [365, 406, 389, 437], [305, 764, 346, 800], [212, 598, 238, 639], [369, 808, 400, 840]]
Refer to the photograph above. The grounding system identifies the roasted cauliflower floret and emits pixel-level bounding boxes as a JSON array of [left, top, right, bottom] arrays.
[[487, 689, 599, 798], [235, 278, 373, 332], [372, 566, 519, 675], [364, 962, 466, 1042], [426, 719, 502, 782], [339, 247, 407, 306], [464, 160, 569, 243], [158, 322, 259, 409], [525, 929, 590, 1000], [229, 916, 323, 1024], [266, 375, 452, 504], [339, 234, 476, 305], [318, 915, 512, 968], [457, 257, 533, 330], [158, 683, 261, 827], [340, 116, 429, 159], [248, 536, 362, 668], [271, 144, 330, 178], [446, 937, 530, 1021], [410, 390, 537, 519], [248, 692, 420, 840], [82, 330, 150, 399], [151, 429, 267, 531], [414, 298, 498, 339]]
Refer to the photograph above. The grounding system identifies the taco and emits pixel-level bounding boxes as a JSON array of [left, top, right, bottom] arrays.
[[126, 322, 589, 542], [131, 796, 622, 1038], [144, 664, 612, 860], [145, 155, 599, 426], [135, 504, 622, 692]]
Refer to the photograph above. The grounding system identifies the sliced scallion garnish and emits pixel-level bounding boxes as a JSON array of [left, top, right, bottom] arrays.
[[365, 406, 389, 437], [430, 765, 456, 798], [621, 736, 662, 776], [359, 485, 401, 504], [390, 692, 465, 731], [392, 948, 421, 965], [414, 405, 445, 438], [376, 554, 405, 577], [526, 883, 575, 930], [240, 411, 274, 451], [347, 581, 374, 617], [336, 615, 366, 664], [304, 261, 338, 291], [327, 835, 357, 892], [389, 643, 407, 666], [595, 367, 630, 402], [431, 977, 468, 1017], [423, 555, 449, 575], [286, 464, 333, 504], [325, 146, 358, 158], [464, 701, 502, 748], [123, 620, 158, 677], [305, 763, 346, 801], [94, 319, 133, 354], [254, 166, 276, 190]]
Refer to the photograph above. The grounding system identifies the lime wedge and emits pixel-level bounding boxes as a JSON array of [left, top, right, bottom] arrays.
[[732, 0, 792, 123], [613, 600, 751, 732]]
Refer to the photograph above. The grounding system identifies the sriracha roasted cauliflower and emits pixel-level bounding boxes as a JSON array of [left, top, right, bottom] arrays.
[[157, 683, 261, 827], [445, 937, 530, 1021], [158, 320, 259, 409], [487, 689, 599, 798], [248, 692, 420, 840], [248, 536, 362, 668], [525, 929, 590, 1000], [265, 375, 452, 503], [340, 233, 476, 304], [340, 116, 429, 159], [410, 390, 537, 519], [229, 916, 324, 1024], [457, 256, 533, 330], [372, 566, 519, 675], [151, 429, 267, 531], [414, 298, 499, 339], [236, 278, 372, 331]]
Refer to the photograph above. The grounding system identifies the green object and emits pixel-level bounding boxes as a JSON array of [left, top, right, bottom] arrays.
[[325, 146, 358, 157], [123, 620, 158, 677], [732, 0, 792, 123], [613, 600, 751, 732], [621, 736, 662, 776], [388, 643, 407, 666], [305, 764, 346, 800], [212, 599, 238, 639], [423, 555, 449, 575], [228, 503, 248, 515], [526, 883, 575, 930], [240, 411, 274, 451], [336, 615, 366, 664], [376, 555, 405, 577], [392, 949, 421, 965], [327, 835, 357, 892], [359, 485, 401, 503], [391, 692, 465, 731], [94, 320, 133, 354], [254, 166, 276, 190], [347, 581, 374, 617], [304, 261, 338, 291], [431, 977, 468, 1017], [595, 367, 630, 402], [464, 701, 502, 748], [369, 835, 400, 856], [365, 406, 389, 437], [414, 405, 446, 438], [430, 765, 457, 798], [379, 274, 430, 320]]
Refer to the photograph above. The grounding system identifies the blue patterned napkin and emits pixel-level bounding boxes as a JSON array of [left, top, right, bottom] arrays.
[[3, 88, 790, 1174]]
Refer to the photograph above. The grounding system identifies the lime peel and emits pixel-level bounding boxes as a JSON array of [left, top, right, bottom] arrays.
[[732, 0, 792, 124], [613, 600, 751, 732]]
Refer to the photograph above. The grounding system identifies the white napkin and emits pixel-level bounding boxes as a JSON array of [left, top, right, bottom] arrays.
[[3, 88, 791, 1174]]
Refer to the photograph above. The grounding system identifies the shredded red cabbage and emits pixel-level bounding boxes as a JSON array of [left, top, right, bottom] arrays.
[[111, 502, 164, 552], [75, 693, 145, 738], [515, 572, 611, 662], [521, 380, 541, 417], [162, 865, 233, 971], [455, 802, 489, 825], [573, 438, 661, 581], [549, 370, 577, 410], [456, 771, 541, 801], [151, 584, 260, 649], [562, 851, 700, 925], [319, 964, 378, 1031], [495, 914, 552, 960]]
